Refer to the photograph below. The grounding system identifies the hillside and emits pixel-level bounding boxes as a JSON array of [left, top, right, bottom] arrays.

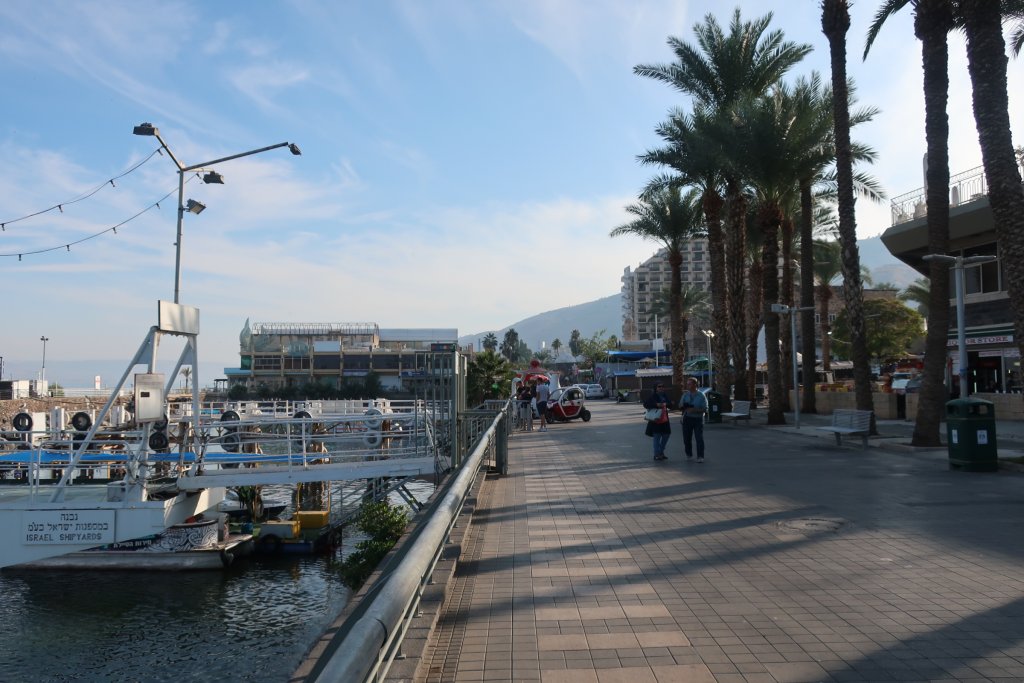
[[459, 235, 920, 352], [458, 295, 620, 353]]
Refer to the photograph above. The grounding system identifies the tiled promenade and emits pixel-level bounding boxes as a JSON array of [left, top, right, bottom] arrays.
[[419, 401, 1024, 682]]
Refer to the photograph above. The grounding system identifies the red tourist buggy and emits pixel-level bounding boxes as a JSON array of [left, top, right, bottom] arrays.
[[545, 386, 591, 423]]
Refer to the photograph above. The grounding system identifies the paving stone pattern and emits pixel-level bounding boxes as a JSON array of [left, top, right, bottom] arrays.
[[421, 402, 1024, 682]]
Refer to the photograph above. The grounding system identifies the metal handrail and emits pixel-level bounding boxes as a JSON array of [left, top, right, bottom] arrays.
[[310, 400, 509, 683]]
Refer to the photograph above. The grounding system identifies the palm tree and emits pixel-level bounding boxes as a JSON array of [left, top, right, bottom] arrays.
[[500, 329, 520, 363], [900, 278, 931, 317], [649, 284, 712, 364], [865, 0, 954, 447], [611, 187, 705, 388], [959, 0, 1024, 367], [822, 0, 875, 424], [481, 333, 498, 353], [551, 338, 562, 359], [733, 85, 812, 424], [179, 367, 192, 392], [813, 240, 843, 373], [635, 9, 811, 400], [638, 109, 729, 393], [791, 74, 883, 413]]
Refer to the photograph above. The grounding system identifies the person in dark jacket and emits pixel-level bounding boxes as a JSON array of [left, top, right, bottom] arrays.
[[643, 382, 672, 461]]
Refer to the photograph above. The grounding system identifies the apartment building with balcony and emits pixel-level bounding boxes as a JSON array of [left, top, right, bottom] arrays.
[[881, 163, 1021, 393], [619, 238, 710, 357]]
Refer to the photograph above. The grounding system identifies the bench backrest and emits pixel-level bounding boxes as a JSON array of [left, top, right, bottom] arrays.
[[730, 400, 751, 415], [831, 409, 872, 430]]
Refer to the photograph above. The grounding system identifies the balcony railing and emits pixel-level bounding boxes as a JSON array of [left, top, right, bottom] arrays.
[[890, 161, 1024, 226]]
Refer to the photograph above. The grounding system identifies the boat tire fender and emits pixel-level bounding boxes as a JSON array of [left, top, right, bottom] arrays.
[[149, 431, 170, 451], [259, 534, 282, 554], [12, 413, 33, 432], [221, 410, 240, 423], [71, 411, 92, 432], [222, 430, 241, 454]]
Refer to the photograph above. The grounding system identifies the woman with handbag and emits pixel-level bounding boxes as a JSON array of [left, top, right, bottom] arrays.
[[643, 382, 672, 461]]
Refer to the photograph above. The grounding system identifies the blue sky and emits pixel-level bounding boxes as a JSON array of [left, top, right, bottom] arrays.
[[2, 1, 1022, 382]]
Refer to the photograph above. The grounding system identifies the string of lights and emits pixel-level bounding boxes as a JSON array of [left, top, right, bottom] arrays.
[[0, 173, 201, 260], [0, 147, 164, 231]]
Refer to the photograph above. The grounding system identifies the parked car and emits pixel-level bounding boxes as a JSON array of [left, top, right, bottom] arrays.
[[583, 384, 606, 399]]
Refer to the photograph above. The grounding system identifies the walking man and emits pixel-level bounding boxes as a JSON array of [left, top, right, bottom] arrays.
[[536, 380, 551, 431], [679, 377, 707, 462]]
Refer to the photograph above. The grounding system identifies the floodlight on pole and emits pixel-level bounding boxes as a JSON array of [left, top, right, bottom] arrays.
[[133, 122, 302, 303], [923, 253, 998, 398], [702, 330, 715, 389], [39, 335, 49, 388]]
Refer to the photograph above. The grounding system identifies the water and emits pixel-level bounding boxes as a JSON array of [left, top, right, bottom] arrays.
[[0, 480, 435, 683]]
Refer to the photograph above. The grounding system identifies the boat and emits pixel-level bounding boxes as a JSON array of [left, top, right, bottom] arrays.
[[14, 517, 254, 570], [0, 301, 446, 571]]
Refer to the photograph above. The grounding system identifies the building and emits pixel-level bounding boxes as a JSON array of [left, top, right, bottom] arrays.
[[619, 239, 710, 355], [225, 320, 459, 393], [881, 164, 1017, 393]]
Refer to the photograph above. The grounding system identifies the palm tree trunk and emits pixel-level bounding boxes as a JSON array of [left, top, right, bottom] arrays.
[[761, 204, 786, 424], [669, 250, 686, 389], [725, 181, 748, 402], [799, 181, 817, 413], [912, 0, 954, 448], [747, 257, 764, 403], [703, 187, 732, 403], [961, 0, 1024, 365], [780, 216, 795, 411], [823, 0, 875, 425]]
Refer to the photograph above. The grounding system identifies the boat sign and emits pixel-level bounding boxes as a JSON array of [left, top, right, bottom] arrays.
[[22, 511, 116, 545]]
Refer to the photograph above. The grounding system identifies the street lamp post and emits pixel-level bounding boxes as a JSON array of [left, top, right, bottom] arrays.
[[39, 336, 49, 390], [923, 253, 998, 398], [702, 329, 715, 389], [132, 123, 302, 303], [770, 304, 814, 428]]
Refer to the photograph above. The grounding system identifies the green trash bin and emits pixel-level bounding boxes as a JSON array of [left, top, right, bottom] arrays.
[[946, 398, 997, 472], [705, 390, 722, 424]]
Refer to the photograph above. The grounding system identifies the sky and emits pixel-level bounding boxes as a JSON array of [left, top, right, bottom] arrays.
[[2, 1, 1023, 384]]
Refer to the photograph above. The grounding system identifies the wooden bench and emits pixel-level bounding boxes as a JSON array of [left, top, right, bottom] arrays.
[[720, 400, 751, 425], [817, 409, 872, 448]]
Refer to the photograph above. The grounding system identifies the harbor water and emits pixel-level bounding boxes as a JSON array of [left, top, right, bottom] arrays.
[[0, 480, 435, 682]]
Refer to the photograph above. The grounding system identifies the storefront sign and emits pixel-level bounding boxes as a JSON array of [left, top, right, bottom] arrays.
[[947, 334, 1014, 347]]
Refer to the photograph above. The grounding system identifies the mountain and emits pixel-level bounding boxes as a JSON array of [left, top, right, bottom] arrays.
[[858, 234, 920, 289], [459, 295, 621, 352], [460, 235, 919, 351]]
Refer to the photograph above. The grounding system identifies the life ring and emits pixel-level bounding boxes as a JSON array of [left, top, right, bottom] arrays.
[[363, 431, 383, 448], [293, 410, 312, 421], [12, 413, 33, 432], [221, 410, 240, 423], [71, 411, 92, 432], [363, 407, 384, 430], [222, 430, 241, 453]]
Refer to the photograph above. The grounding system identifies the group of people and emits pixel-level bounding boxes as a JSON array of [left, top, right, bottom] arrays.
[[515, 380, 550, 432], [644, 378, 707, 463]]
